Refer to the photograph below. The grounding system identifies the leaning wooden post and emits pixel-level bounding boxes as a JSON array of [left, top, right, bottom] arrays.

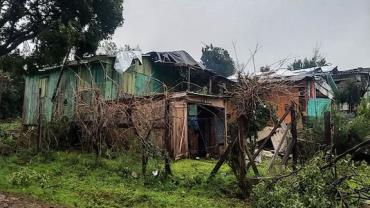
[[141, 138, 149, 176], [290, 102, 298, 170], [37, 88, 42, 152], [209, 136, 238, 178], [163, 96, 172, 175], [282, 139, 293, 167], [239, 119, 259, 176], [268, 124, 290, 172], [245, 106, 291, 171], [238, 137, 249, 198], [324, 111, 331, 145]]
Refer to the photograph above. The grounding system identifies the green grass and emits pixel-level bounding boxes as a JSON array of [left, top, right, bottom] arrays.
[[0, 118, 21, 132], [0, 151, 250, 207]]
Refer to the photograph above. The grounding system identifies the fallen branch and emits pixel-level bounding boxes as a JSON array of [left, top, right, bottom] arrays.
[[321, 138, 370, 169]]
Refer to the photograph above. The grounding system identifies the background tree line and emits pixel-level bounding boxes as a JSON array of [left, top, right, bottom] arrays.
[[0, 0, 124, 119]]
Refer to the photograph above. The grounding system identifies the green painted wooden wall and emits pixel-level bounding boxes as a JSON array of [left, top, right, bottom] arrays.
[[23, 56, 167, 125]]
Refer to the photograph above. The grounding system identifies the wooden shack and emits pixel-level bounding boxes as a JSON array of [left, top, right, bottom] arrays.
[[22, 51, 232, 159]]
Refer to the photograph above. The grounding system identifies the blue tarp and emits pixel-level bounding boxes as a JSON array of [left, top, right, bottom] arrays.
[[307, 98, 331, 117]]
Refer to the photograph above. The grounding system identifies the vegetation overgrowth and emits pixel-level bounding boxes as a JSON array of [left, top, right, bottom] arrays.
[[1, 99, 369, 207], [0, 151, 248, 207], [252, 154, 370, 208]]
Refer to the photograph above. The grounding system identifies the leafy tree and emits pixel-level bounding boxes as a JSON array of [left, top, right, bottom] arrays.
[[0, 0, 124, 64], [0, 53, 27, 119], [288, 48, 328, 70], [97, 41, 141, 56], [201, 44, 235, 77], [335, 80, 366, 112], [97, 40, 121, 56], [0, 70, 11, 106]]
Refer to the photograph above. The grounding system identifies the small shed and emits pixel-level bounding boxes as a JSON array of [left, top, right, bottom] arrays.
[[167, 92, 228, 159]]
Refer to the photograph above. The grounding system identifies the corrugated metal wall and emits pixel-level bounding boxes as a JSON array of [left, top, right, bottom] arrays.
[[23, 75, 39, 125], [23, 57, 162, 125]]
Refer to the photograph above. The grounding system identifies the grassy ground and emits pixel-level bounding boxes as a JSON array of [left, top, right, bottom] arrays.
[[0, 150, 253, 207], [0, 120, 274, 207]]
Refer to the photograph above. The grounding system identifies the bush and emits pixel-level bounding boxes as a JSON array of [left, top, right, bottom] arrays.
[[9, 167, 49, 187], [251, 154, 370, 208]]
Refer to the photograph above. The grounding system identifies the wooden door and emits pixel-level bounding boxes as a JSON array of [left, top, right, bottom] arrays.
[[169, 101, 188, 159]]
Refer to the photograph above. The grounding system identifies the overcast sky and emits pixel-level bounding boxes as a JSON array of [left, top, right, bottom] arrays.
[[113, 0, 370, 72]]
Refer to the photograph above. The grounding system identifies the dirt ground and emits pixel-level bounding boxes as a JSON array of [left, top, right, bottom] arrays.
[[0, 193, 63, 208]]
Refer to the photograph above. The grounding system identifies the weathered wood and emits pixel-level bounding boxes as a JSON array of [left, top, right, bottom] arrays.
[[51, 48, 71, 102], [238, 135, 249, 198], [244, 143, 259, 176], [324, 111, 331, 145], [290, 103, 298, 170], [282, 139, 293, 166], [209, 136, 238, 178], [163, 97, 172, 175], [239, 120, 259, 176], [245, 106, 291, 171], [268, 124, 290, 172]]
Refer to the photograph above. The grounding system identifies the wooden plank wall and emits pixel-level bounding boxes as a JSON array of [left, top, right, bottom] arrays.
[[169, 100, 188, 159]]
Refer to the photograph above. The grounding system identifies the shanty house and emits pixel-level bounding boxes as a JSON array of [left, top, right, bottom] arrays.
[[22, 51, 231, 159], [330, 67, 370, 112], [257, 66, 337, 126]]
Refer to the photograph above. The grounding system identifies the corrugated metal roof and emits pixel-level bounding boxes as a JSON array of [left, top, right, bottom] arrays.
[[254, 66, 337, 82]]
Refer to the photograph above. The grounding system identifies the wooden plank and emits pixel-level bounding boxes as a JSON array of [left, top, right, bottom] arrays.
[[290, 102, 298, 170], [245, 106, 291, 171], [324, 111, 331, 145], [268, 124, 290, 172], [239, 120, 259, 176], [209, 136, 238, 178], [164, 98, 172, 175], [186, 96, 225, 109], [170, 101, 188, 159]]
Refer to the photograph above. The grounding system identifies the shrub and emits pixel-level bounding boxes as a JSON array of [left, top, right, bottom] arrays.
[[251, 155, 370, 208], [9, 167, 49, 187]]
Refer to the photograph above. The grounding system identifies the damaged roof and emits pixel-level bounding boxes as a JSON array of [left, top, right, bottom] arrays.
[[255, 66, 338, 81], [146, 51, 206, 70]]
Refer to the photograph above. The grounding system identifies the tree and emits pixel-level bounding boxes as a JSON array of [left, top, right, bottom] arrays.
[[0, 0, 124, 64], [0, 53, 26, 118], [201, 44, 235, 77], [288, 48, 328, 70], [96, 41, 141, 56], [97, 40, 122, 56], [0, 70, 11, 108], [335, 80, 366, 112]]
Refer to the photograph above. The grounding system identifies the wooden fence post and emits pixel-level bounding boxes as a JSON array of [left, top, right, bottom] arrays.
[[290, 102, 298, 170], [163, 98, 172, 175], [324, 111, 331, 145], [268, 124, 290, 172]]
